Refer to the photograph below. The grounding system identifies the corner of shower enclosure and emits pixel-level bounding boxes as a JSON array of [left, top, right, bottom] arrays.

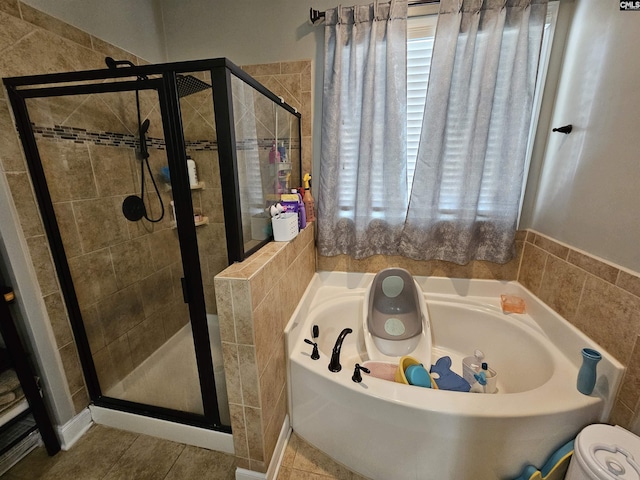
[[2, 57, 301, 435]]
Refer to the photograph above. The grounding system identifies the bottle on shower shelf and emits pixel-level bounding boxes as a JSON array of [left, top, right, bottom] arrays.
[[303, 173, 315, 222]]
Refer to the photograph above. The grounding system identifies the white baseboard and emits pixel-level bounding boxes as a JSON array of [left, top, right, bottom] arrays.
[[56, 408, 93, 450], [89, 405, 234, 453], [236, 469, 267, 480], [236, 415, 291, 480]]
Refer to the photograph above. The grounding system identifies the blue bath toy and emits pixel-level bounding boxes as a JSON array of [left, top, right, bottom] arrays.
[[474, 371, 487, 386], [405, 364, 432, 388], [430, 356, 471, 392], [513, 439, 574, 480]]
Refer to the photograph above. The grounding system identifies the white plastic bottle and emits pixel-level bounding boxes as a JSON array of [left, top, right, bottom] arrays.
[[187, 158, 198, 187]]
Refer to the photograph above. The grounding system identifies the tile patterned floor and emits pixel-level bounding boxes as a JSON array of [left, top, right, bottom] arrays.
[[276, 433, 369, 480], [2, 425, 236, 480], [2, 426, 368, 480]]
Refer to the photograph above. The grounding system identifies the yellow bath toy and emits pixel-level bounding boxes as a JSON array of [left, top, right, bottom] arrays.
[[395, 355, 438, 389], [513, 440, 574, 480]]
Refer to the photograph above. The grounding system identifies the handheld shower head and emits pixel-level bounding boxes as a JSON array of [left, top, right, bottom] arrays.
[[140, 118, 150, 135]]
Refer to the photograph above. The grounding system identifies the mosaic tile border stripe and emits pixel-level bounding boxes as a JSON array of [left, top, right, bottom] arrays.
[[31, 124, 300, 152]]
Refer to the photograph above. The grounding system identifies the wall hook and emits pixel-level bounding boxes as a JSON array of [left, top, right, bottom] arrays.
[[552, 124, 572, 134]]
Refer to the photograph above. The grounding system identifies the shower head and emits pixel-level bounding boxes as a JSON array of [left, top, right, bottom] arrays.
[[176, 74, 211, 97]]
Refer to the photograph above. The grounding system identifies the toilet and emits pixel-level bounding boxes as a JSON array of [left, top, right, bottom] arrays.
[[363, 268, 432, 363], [566, 424, 640, 479]]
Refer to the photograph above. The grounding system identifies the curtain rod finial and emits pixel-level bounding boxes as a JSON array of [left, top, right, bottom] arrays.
[[309, 7, 325, 25]]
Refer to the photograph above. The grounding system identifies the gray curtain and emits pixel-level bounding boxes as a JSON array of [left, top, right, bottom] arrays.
[[317, 0, 408, 258], [399, 0, 548, 264]]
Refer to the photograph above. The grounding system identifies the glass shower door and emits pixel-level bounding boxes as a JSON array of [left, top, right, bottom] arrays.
[[15, 78, 226, 428]]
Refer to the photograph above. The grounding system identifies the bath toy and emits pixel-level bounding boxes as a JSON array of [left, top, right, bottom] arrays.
[[513, 439, 574, 480], [430, 356, 471, 392], [395, 356, 438, 389]]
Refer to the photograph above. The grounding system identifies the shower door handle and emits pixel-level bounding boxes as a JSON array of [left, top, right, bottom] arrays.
[[180, 277, 189, 303]]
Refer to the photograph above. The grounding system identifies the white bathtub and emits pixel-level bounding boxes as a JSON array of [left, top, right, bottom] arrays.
[[285, 272, 624, 480]]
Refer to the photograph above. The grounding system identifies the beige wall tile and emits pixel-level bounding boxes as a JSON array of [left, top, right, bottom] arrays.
[[59, 343, 85, 394], [618, 271, 640, 298], [537, 255, 587, 322], [127, 315, 165, 368], [0, 102, 27, 172], [263, 386, 287, 466], [238, 344, 260, 408], [232, 280, 254, 345], [0, 0, 19, 17], [37, 140, 96, 203], [610, 400, 634, 428], [214, 279, 235, 343], [222, 342, 242, 405], [96, 287, 145, 344], [93, 345, 118, 391], [253, 287, 282, 374], [229, 403, 249, 460], [618, 335, 640, 410], [242, 63, 281, 76], [259, 335, 286, 426], [568, 250, 620, 284], [106, 333, 134, 385], [574, 276, 640, 364], [74, 197, 129, 253], [71, 386, 90, 414], [317, 254, 349, 272], [81, 304, 105, 353], [53, 201, 82, 259], [89, 144, 137, 197], [517, 242, 547, 294], [110, 237, 156, 289], [26, 235, 58, 296], [0, 10, 35, 55], [138, 266, 175, 318], [533, 235, 569, 260], [244, 406, 264, 462], [43, 292, 73, 347], [20, 3, 92, 48], [147, 228, 181, 271], [0, 26, 104, 78], [161, 301, 190, 339], [90, 36, 137, 66], [5, 172, 44, 238]]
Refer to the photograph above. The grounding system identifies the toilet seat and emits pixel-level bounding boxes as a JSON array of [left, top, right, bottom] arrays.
[[568, 425, 640, 480]]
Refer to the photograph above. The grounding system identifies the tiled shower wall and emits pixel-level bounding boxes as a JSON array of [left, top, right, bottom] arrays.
[[0, 1, 228, 413], [0, 0, 149, 413]]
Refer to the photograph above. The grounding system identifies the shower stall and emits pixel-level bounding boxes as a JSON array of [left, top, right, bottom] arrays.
[[3, 58, 301, 438]]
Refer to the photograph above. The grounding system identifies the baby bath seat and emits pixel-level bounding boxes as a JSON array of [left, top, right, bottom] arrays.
[[363, 268, 432, 363]]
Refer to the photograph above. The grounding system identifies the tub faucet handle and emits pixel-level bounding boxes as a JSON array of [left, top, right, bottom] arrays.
[[304, 339, 320, 360], [352, 363, 370, 383]]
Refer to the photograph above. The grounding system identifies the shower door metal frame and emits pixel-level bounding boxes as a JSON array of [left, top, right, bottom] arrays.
[[4, 71, 227, 431], [4, 57, 302, 432]]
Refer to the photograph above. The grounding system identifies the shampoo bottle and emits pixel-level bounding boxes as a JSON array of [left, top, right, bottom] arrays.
[[303, 173, 315, 222], [294, 189, 306, 229]]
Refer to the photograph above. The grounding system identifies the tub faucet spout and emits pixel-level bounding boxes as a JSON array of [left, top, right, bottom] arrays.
[[328, 328, 352, 372]]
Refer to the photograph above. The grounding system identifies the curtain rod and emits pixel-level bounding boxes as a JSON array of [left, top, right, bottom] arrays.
[[309, 0, 439, 24]]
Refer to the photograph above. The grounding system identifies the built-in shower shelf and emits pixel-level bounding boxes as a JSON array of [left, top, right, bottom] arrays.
[[171, 216, 209, 229], [190, 182, 205, 190]]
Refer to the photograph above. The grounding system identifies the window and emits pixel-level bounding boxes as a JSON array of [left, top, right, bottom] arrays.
[[406, 3, 559, 217]]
